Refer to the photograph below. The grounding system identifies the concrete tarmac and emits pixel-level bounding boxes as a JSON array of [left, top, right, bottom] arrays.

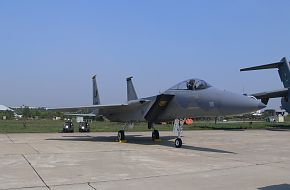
[[0, 130, 290, 190]]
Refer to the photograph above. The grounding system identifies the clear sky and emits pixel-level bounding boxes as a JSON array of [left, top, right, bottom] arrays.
[[1, 0, 290, 109]]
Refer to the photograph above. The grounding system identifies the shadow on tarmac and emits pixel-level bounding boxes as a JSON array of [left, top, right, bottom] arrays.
[[46, 134, 236, 154], [266, 125, 290, 131], [258, 184, 290, 190]]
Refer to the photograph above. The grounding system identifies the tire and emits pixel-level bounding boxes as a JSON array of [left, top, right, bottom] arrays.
[[152, 130, 160, 141], [118, 130, 125, 141], [175, 138, 182, 148]]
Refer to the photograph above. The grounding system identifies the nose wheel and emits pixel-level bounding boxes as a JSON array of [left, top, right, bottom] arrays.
[[175, 138, 182, 148], [173, 119, 184, 148]]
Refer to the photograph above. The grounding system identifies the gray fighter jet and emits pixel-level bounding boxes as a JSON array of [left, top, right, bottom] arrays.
[[49, 76, 265, 148], [241, 57, 290, 112]]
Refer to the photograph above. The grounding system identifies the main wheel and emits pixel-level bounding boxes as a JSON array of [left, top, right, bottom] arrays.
[[175, 138, 182, 148], [152, 130, 160, 141], [118, 130, 125, 141]]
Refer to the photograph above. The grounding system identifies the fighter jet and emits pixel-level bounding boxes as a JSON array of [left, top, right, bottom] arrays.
[[49, 76, 265, 148], [241, 57, 290, 112]]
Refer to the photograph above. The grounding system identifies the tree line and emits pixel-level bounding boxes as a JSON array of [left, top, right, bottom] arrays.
[[0, 107, 64, 120]]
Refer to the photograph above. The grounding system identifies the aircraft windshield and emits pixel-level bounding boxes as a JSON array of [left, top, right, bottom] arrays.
[[169, 79, 211, 91]]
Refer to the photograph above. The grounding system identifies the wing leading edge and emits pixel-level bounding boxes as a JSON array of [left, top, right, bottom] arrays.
[[47, 104, 128, 113]]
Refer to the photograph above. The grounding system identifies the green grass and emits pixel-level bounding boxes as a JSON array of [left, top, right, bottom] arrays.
[[0, 119, 289, 133]]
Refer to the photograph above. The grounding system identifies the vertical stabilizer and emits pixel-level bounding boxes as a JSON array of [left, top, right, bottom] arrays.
[[92, 75, 100, 105], [277, 57, 290, 88], [127, 77, 138, 101], [241, 57, 290, 88]]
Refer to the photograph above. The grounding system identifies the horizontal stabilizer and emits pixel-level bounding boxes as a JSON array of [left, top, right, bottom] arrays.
[[241, 57, 290, 88], [240, 62, 283, 72]]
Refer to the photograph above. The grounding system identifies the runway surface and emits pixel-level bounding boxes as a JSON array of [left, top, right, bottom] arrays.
[[0, 130, 290, 190]]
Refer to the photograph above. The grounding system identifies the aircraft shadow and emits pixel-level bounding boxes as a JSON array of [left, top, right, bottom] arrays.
[[258, 184, 290, 190], [46, 134, 236, 154], [266, 125, 290, 131]]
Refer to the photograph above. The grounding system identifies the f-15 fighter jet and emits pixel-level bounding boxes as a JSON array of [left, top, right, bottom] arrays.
[[49, 76, 265, 148]]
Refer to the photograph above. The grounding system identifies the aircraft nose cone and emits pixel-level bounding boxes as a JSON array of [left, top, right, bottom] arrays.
[[219, 91, 267, 115], [239, 97, 266, 113]]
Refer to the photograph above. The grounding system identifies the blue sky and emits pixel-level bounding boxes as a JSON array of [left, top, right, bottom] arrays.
[[1, 0, 290, 109]]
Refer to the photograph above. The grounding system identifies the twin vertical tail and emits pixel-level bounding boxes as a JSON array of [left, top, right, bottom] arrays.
[[240, 57, 290, 88], [127, 77, 138, 102], [92, 75, 100, 105], [92, 75, 138, 104]]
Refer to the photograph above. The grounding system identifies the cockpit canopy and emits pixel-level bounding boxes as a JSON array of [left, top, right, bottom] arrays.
[[169, 79, 211, 91]]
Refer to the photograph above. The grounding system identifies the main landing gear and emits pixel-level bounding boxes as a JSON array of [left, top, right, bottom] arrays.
[[173, 119, 184, 148], [118, 130, 125, 141], [117, 122, 134, 142], [148, 122, 161, 141], [152, 130, 160, 141]]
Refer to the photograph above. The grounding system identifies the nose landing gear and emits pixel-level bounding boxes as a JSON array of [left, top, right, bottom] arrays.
[[173, 119, 184, 148]]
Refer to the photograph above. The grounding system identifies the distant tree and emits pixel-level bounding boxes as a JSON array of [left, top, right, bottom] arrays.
[[22, 107, 31, 119], [0, 111, 14, 120]]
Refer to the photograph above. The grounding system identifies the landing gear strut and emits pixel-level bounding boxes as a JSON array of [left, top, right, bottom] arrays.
[[148, 122, 153, 129], [117, 122, 134, 142], [173, 119, 184, 148]]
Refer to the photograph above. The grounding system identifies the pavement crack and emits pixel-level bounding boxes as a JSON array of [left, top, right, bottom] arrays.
[[26, 143, 40, 154], [5, 134, 14, 143], [88, 182, 97, 190], [21, 154, 50, 190]]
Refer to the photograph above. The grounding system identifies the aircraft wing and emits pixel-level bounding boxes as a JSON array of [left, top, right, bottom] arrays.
[[47, 104, 129, 113], [48, 99, 152, 116], [250, 88, 289, 105], [251, 88, 288, 99], [64, 113, 98, 117]]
